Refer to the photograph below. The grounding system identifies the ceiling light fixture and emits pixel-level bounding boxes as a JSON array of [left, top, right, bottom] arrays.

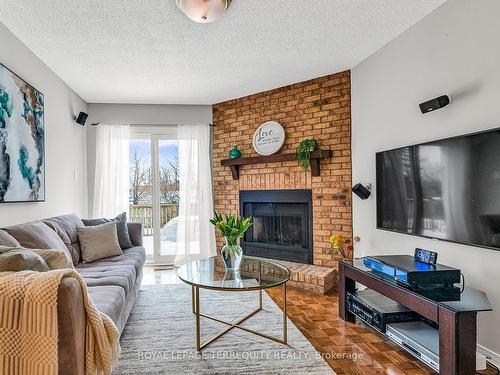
[[176, 0, 231, 23]]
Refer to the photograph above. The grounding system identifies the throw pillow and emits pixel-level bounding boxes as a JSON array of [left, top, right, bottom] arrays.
[[0, 229, 21, 248], [0, 245, 19, 254], [0, 248, 50, 272], [77, 221, 123, 263], [30, 248, 75, 270], [42, 214, 85, 266], [3, 222, 71, 259], [82, 212, 133, 249]]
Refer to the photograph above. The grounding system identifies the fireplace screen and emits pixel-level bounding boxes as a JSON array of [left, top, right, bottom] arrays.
[[240, 190, 313, 264], [243, 202, 309, 248]]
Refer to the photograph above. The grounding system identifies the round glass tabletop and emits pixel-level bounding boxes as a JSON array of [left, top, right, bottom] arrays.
[[177, 256, 290, 291]]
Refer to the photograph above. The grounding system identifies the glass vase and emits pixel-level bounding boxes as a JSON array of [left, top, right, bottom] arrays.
[[221, 236, 243, 271]]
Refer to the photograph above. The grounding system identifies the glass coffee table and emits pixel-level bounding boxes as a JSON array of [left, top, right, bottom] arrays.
[[177, 256, 291, 351]]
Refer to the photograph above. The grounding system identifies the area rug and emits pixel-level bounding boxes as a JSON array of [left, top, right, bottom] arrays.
[[113, 284, 334, 375]]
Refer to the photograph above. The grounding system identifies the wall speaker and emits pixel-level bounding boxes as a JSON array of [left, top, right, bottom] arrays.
[[352, 183, 371, 200], [75, 112, 88, 126], [419, 95, 450, 114]]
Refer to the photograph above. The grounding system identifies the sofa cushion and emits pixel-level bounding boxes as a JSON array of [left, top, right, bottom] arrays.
[[77, 222, 123, 263], [43, 214, 84, 266], [3, 222, 72, 260], [77, 264, 136, 295], [76, 246, 146, 275], [0, 248, 50, 272], [87, 285, 125, 327], [83, 212, 133, 249], [0, 229, 20, 248]]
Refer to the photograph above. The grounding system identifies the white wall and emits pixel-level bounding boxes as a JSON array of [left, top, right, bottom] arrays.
[[85, 103, 212, 213], [0, 22, 88, 226], [352, 0, 500, 360]]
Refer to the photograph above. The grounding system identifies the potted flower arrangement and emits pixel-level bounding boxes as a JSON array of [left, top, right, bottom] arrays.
[[210, 211, 252, 271], [329, 234, 360, 262]]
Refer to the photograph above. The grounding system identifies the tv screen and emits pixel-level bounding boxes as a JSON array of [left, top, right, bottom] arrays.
[[376, 128, 500, 251]]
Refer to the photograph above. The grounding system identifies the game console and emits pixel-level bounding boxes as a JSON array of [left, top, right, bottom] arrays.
[[362, 255, 461, 300]]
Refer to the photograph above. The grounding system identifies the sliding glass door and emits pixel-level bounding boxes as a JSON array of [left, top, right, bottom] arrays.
[[128, 127, 178, 264]]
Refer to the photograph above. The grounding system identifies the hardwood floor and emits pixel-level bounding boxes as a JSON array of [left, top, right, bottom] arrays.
[[267, 287, 435, 375], [143, 267, 497, 374]]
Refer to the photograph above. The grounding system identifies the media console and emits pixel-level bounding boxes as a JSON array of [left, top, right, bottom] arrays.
[[339, 259, 492, 375]]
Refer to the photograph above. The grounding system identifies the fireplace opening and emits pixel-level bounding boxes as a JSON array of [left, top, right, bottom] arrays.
[[240, 190, 313, 264]]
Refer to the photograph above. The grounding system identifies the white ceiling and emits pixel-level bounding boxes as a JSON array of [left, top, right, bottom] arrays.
[[0, 0, 447, 105]]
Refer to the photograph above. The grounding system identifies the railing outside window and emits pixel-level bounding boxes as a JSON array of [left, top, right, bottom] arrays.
[[129, 204, 179, 236]]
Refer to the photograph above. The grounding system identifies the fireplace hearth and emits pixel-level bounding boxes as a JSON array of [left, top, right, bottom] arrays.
[[240, 190, 313, 264]]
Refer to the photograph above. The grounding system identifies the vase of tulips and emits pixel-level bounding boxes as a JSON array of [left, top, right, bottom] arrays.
[[210, 211, 252, 271], [329, 234, 360, 262]]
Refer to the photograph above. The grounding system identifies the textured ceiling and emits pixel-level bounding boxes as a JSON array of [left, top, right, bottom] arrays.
[[0, 0, 447, 104]]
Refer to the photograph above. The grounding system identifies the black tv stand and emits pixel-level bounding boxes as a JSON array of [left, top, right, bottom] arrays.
[[338, 259, 492, 375]]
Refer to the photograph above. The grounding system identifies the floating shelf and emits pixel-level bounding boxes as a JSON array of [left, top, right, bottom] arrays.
[[220, 150, 332, 180]]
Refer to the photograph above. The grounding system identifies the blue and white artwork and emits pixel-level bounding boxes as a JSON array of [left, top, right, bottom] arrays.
[[0, 63, 45, 202]]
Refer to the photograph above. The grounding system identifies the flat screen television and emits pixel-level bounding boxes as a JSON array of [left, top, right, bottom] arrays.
[[376, 127, 500, 251]]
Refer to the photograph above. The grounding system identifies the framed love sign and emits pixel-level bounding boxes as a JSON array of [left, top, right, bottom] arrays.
[[252, 121, 285, 156]]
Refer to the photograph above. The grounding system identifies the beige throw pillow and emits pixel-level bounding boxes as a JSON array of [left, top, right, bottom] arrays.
[[77, 221, 123, 263], [0, 248, 50, 272], [30, 249, 75, 270]]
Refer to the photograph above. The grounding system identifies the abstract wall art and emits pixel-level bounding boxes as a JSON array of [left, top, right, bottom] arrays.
[[0, 63, 45, 203]]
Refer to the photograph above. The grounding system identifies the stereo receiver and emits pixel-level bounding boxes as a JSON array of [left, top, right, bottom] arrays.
[[346, 289, 417, 333]]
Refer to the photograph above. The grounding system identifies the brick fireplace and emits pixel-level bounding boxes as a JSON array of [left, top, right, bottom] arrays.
[[212, 71, 352, 292]]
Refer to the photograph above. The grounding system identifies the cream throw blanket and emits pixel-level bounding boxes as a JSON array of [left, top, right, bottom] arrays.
[[0, 269, 120, 375]]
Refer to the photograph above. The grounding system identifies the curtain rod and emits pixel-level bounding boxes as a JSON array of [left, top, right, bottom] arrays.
[[91, 122, 216, 127]]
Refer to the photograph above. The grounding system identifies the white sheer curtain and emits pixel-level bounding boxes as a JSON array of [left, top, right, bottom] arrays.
[[174, 124, 216, 266], [92, 124, 129, 218]]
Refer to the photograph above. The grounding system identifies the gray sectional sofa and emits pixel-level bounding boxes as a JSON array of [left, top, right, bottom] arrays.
[[0, 214, 145, 375]]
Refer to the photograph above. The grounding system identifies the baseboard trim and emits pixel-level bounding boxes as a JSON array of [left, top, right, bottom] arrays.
[[477, 344, 500, 368]]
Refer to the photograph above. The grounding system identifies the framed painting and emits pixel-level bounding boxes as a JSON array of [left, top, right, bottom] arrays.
[[0, 63, 45, 203]]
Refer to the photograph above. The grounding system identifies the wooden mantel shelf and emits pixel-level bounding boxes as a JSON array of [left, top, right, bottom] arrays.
[[220, 150, 333, 180]]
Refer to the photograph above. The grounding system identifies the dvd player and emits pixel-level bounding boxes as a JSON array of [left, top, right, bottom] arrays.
[[346, 289, 417, 332], [386, 321, 440, 372]]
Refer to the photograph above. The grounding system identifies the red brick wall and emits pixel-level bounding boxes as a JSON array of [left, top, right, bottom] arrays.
[[212, 71, 352, 269]]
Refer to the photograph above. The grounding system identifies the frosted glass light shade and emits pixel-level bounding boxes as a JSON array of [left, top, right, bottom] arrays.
[[176, 0, 231, 23]]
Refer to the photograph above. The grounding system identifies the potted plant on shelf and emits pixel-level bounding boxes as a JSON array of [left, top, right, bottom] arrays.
[[210, 211, 252, 271], [330, 234, 360, 262], [296, 139, 319, 171]]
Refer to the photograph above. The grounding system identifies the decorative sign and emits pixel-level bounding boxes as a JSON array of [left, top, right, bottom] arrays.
[[252, 121, 285, 156]]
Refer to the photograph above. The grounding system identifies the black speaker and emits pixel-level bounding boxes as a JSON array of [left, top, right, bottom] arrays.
[[352, 183, 371, 200], [419, 95, 450, 114], [75, 112, 88, 126]]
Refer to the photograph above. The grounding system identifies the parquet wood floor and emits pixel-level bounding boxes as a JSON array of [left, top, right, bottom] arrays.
[[267, 287, 497, 375]]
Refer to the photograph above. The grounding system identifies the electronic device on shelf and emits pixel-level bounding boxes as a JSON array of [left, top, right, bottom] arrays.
[[346, 289, 417, 333], [386, 321, 440, 372], [386, 321, 488, 372], [362, 255, 460, 287], [414, 248, 437, 264], [362, 254, 461, 301]]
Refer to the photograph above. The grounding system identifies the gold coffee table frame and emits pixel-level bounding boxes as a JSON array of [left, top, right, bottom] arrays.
[[178, 256, 290, 351]]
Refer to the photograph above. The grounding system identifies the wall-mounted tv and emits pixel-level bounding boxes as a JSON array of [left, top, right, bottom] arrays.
[[376, 127, 500, 251]]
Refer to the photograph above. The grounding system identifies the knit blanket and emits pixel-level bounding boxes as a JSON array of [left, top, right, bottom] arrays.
[[0, 269, 120, 375]]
